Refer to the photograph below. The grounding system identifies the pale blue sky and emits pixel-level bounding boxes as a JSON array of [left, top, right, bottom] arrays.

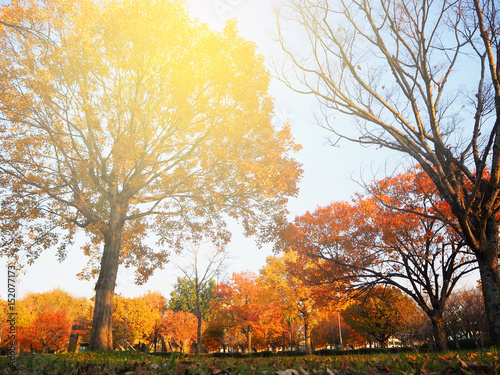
[[1, 0, 466, 300]]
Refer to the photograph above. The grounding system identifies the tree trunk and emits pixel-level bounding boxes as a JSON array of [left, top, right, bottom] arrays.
[[247, 329, 252, 355], [182, 339, 190, 354], [429, 313, 448, 351], [304, 322, 312, 355], [89, 207, 125, 351], [476, 231, 500, 346], [195, 283, 202, 356], [196, 314, 202, 356]]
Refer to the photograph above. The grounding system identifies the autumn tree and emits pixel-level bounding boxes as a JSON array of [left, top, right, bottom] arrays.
[[279, 169, 477, 350], [14, 288, 92, 353], [364, 170, 478, 350], [16, 289, 93, 332], [142, 291, 168, 351], [203, 318, 238, 353], [18, 308, 71, 353], [112, 291, 166, 350], [216, 272, 261, 353], [171, 243, 226, 355], [445, 287, 488, 347], [214, 271, 278, 353], [260, 252, 337, 354], [169, 276, 217, 353], [159, 310, 198, 354], [276, 0, 500, 344], [394, 305, 432, 349], [313, 312, 365, 350], [0, 300, 11, 354], [0, 0, 301, 350], [344, 286, 414, 348], [112, 296, 133, 350]]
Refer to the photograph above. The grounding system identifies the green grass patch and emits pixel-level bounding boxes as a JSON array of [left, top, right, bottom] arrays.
[[0, 349, 498, 374]]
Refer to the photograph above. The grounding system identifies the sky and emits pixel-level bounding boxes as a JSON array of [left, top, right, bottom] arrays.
[[0, 0, 478, 300]]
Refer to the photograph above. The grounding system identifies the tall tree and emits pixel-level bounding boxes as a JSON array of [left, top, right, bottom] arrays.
[[215, 271, 275, 353], [260, 252, 336, 354], [0, 0, 301, 350], [171, 244, 226, 355], [276, 0, 500, 344], [170, 277, 216, 315], [279, 169, 477, 350]]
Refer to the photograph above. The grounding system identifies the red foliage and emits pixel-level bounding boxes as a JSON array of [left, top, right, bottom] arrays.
[[212, 271, 282, 352], [18, 308, 71, 353], [159, 310, 198, 353]]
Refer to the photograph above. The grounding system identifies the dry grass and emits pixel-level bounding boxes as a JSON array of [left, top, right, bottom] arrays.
[[0, 349, 499, 374]]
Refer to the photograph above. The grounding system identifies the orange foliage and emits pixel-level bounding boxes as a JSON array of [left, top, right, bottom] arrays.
[[260, 252, 341, 354], [112, 291, 166, 350], [14, 289, 93, 353], [159, 310, 198, 354], [313, 312, 366, 349], [212, 271, 283, 352], [278, 168, 476, 350], [18, 308, 71, 353], [0, 0, 302, 350], [344, 286, 416, 348]]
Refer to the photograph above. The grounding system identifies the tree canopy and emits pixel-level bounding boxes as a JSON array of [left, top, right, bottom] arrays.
[[278, 169, 477, 349], [0, 0, 301, 350], [169, 277, 216, 319], [275, 0, 500, 345], [344, 286, 415, 348]]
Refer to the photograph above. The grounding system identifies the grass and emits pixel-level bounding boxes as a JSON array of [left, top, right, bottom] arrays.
[[0, 349, 499, 374]]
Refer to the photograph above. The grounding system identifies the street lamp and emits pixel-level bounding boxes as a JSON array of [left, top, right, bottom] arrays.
[[337, 310, 343, 351]]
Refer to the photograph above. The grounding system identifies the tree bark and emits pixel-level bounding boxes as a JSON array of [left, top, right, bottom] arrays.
[[477, 223, 500, 346], [304, 321, 312, 355], [196, 313, 202, 355], [247, 328, 252, 355], [89, 206, 125, 351], [429, 313, 448, 351], [195, 281, 202, 356]]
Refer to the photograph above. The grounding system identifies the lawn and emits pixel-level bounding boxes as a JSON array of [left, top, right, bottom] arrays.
[[0, 350, 499, 374]]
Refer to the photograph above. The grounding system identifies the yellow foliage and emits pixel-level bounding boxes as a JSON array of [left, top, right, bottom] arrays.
[[0, 0, 301, 280]]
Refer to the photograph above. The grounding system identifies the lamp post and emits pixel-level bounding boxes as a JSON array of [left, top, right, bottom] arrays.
[[338, 310, 343, 351]]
